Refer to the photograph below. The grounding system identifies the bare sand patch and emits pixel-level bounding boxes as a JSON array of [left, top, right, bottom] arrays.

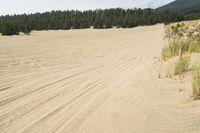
[[0, 25, 200, 133]]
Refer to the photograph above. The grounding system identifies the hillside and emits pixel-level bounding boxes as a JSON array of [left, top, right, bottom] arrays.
[[158, 0, 200, 19]]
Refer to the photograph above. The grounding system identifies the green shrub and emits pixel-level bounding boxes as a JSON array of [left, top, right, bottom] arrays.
[[174, 57, 189, 75]]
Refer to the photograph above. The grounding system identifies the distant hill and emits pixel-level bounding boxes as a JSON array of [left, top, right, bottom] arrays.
[[158, 0, 200, 19]]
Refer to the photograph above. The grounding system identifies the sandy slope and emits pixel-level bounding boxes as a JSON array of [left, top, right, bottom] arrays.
[[0, 25, 200, 133]]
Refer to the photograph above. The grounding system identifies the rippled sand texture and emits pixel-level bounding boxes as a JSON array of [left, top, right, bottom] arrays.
[[0, 25, 200, 133]]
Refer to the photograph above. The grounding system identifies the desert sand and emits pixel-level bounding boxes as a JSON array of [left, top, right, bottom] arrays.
[[0, 24, 200, 133]]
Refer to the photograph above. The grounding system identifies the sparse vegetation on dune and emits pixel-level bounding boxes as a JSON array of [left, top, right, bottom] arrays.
[[162, 21, 200, 62], [165, 20, 200, 40], [163, 20, 200, 60], [192, 64, 200, 100], [188, 39, 200, 53], [161, 41, 180, 60], [161, 39, 200, 61], [174, 57, 189, 75], [162, 19, 200, 100]]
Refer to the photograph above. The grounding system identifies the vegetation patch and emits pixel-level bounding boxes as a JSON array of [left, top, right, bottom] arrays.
[[174, 57, 189, 75], [162, 20, 200, 100], [192, 64, 200, 100], [0, 23, 31, 36], [161, 41, 180, 60], [189, 39, 200, 53]]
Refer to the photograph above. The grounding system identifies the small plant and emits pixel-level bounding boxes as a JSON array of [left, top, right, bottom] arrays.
[[174, 57, 189, 75], [192, 64, 200, 100]]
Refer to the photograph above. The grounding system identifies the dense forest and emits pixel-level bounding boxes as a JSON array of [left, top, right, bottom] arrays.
[[0, 8, 184, 35], [158, 0, 200, 19]]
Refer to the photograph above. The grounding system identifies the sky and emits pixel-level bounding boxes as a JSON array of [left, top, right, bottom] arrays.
[[0, 0, 175, 15]]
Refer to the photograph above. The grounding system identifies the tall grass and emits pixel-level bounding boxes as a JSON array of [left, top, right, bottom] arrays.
[[163, 21, 200, 100], [161, 39, 200, 60], [161, 41, 180, 60], [181, 40, 190, 53], [189, 39, 200, 53], [192, 64, 200, 100], [174, 57, 189, 75]]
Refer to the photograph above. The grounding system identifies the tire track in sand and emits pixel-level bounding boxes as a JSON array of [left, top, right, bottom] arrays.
[[0, 25, 200, 133]]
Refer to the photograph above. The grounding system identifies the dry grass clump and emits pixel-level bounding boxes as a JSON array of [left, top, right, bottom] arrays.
[[161, 41, 180, 60], [163, 20, 200, 61], [174, 57, 189, 75], [161, 40, 198, 60], [192, 64, 200, 100], [189, 39, 200, 53]]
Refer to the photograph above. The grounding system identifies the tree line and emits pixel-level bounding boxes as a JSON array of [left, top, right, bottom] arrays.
[[0, 8, 184, 35]]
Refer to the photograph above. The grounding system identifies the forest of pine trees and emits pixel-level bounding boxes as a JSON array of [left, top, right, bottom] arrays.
[[0, 8, 184, 35]]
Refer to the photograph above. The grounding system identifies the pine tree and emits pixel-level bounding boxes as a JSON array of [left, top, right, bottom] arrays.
[[1, 23, 19, 36], [0, 8, 186, 36]]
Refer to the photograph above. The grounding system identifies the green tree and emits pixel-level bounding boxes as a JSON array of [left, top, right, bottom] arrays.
[[23, 24, 31, 35], [1, 23, 19, 36], [0, 8, 187, 34]]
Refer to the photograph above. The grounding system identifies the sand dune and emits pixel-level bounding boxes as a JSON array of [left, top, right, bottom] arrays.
[[0, 25, 200, 133]]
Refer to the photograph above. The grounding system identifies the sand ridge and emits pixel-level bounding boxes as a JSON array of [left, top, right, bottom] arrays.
[[0, 25, 200, 133]]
